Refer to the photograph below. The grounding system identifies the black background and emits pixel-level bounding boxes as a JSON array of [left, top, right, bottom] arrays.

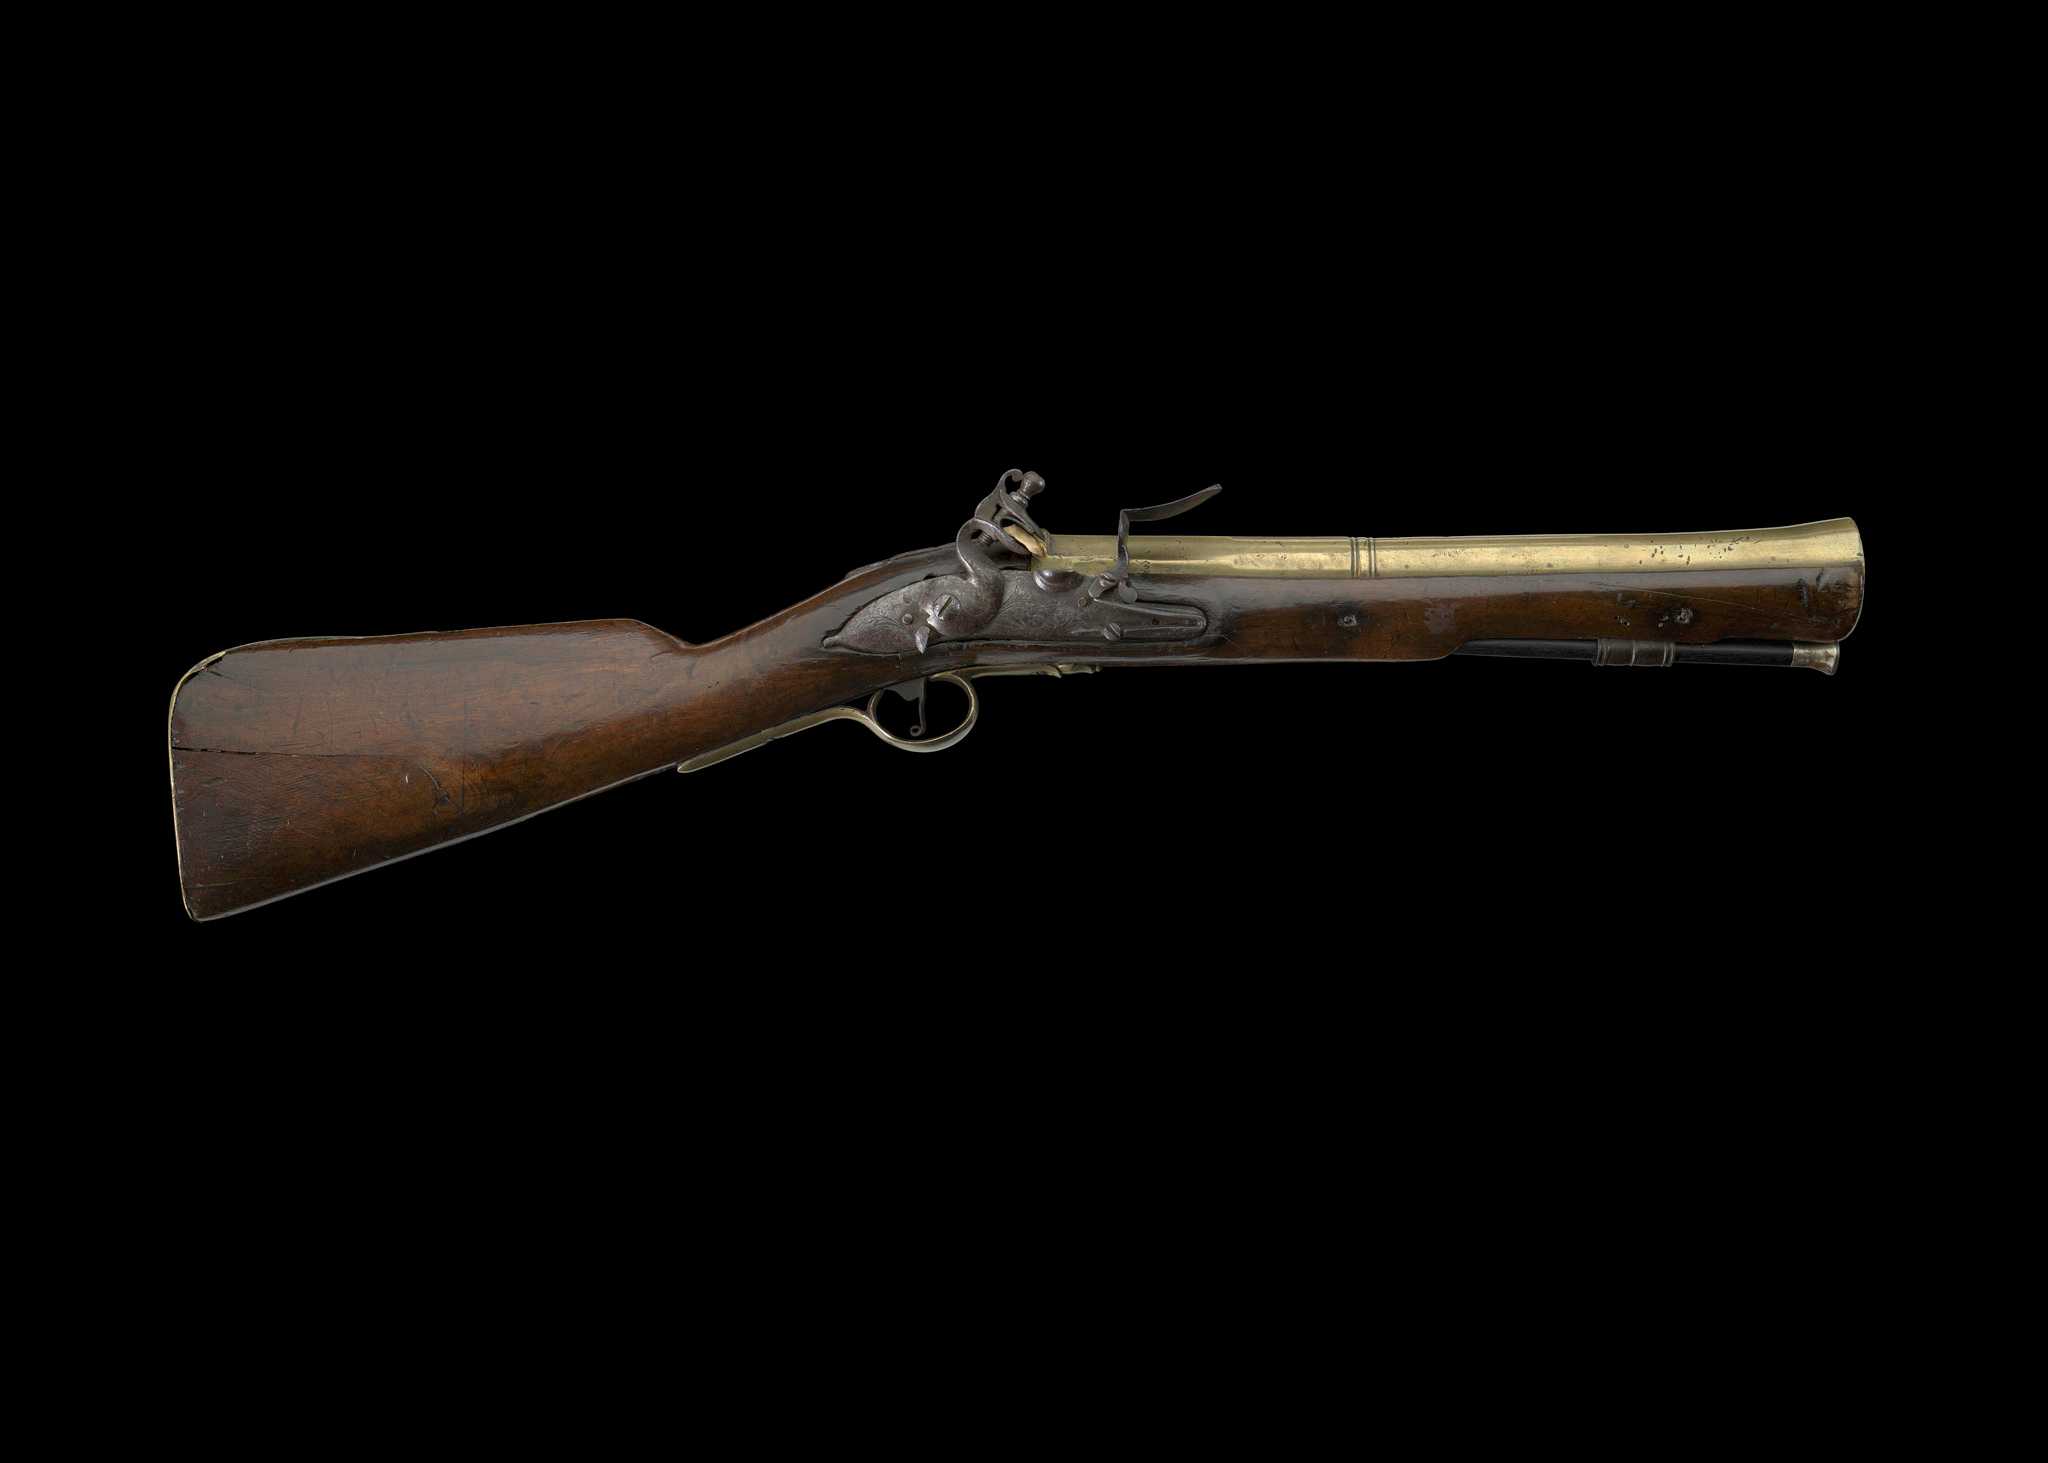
[[118, 65, 1913, 1092], [86, 31, 1943, 1411], [139, 298, 1895, 961], [120, 45, 1916, 982], [129, 353, 1902, 1377]]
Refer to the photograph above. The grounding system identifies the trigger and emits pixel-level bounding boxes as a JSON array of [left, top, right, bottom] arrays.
[[883, 677, 930, 738]]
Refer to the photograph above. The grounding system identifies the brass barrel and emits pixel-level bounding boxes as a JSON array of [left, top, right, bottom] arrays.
[[1034, 518, 1863, 582]]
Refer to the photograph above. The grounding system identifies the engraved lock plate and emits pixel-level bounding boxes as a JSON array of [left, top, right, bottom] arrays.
[[822, 470, 1214, 655]]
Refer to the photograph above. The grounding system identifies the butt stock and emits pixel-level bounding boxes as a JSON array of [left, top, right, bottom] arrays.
[[167, 550, 976, 921], [169, 621, 706, 919]]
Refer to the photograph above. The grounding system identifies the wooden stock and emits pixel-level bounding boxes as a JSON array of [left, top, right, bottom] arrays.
[[170, 538, 1861, 918]]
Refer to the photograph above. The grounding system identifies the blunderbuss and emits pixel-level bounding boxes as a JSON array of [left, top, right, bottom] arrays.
[[169, 472, 1864, 918]]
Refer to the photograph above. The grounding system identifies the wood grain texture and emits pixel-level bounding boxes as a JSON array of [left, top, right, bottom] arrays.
[[170, 539, 1861, 918]]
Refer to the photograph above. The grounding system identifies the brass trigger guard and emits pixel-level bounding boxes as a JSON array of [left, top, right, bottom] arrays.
[[859, 672, 980, 754], [676, 671, 980, 774]]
